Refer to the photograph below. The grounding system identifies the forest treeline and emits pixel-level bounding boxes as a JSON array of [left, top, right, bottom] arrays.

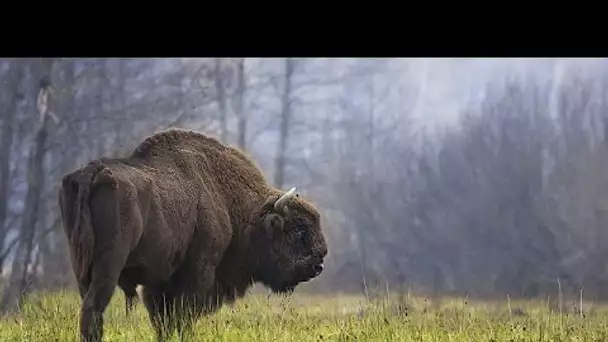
[[1, 58, 607, 313]]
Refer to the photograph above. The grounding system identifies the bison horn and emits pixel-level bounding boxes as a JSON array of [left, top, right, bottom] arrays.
[[274, 187, 297, 212]]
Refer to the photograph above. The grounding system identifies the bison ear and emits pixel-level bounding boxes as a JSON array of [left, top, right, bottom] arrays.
[[263, 213, 285, 232]]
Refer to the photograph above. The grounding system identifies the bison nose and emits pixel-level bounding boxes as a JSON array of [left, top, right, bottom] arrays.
[[313, 263, 324, 276]]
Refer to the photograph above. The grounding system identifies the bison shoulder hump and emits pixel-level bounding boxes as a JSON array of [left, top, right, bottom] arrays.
[[131, 129, 226, 159]]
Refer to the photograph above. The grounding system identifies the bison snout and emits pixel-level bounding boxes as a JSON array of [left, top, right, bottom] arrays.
[[297, 258, 325, 282], [308, 258, 324, 278]]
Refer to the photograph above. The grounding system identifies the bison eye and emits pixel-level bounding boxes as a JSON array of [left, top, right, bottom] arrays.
[[294, 226, 307, 241]]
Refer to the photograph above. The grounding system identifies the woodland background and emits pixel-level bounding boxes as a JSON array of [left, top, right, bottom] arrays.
[[1, 58, 608, 313]]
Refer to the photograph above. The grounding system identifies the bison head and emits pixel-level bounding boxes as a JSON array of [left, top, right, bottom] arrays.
[[251, 187, 328, 294]]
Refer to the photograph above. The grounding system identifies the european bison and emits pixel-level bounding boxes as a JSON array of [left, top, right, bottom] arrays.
[[58, 129, 328, 342]]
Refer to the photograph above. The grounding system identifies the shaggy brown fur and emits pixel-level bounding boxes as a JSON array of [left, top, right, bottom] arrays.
[[58, 129, 328, 342]]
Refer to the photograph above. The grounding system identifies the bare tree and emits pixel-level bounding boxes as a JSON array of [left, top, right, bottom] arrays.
[[214, 58, 229, 143], [0, 59, 25, 272], [0, 58, 56, 313], [273, 58, 296, 188], [234, 58, 247, 151]]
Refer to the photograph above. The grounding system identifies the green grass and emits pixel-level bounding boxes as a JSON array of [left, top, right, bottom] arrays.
[[1, 288, 608, 341]]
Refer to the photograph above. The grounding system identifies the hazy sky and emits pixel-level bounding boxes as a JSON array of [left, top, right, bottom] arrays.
[[406, 58, 607, 128]]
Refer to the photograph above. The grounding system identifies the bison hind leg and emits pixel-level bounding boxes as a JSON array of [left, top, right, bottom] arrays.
[[80, 259, 128, 342]]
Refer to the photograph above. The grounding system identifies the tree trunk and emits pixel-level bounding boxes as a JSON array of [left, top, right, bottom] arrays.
[[95, 60, 108, 157], [214, 58, 228, 143], [274, 58, 295, 188], [114, 58, 128, 153], [29, 203, 47, 292], [0, 60, 25, 273], [36, 59, 77, 291], [235, 58, 247, 151], [0, 58, 55, 314]]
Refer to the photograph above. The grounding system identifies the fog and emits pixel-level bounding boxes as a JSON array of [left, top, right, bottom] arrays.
[[0, 57, 607, 312]]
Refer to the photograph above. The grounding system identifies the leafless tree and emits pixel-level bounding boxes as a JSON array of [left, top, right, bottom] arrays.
[[234, 58, 247, 151], [0, 58, 57, 313], [0, 59, 25, 273]]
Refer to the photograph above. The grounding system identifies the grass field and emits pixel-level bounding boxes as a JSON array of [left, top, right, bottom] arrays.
[[1, 288, 608, 341]]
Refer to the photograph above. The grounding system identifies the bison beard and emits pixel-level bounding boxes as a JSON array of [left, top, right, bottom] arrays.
[[58, 129, 328, 342]]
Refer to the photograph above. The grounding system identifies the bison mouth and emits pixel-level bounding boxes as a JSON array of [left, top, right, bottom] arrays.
[[296, 263, 323, 283], [270, 260, 325, 294]]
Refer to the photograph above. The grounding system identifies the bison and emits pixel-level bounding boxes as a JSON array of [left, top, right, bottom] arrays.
[[58, 129, 328, 342]]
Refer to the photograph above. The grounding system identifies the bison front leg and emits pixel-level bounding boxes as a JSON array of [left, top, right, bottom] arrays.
[[171, 294, 197, 341], [142, 288, 180, 342], [173, 292, 215, 341], [170, 264, 223, 340]]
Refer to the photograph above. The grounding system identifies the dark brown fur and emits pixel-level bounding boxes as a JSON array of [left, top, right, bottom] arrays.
[[59, 129, 327, 342]]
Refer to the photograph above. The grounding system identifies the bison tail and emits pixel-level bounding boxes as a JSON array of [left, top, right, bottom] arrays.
[[62, 161, 116, 284]]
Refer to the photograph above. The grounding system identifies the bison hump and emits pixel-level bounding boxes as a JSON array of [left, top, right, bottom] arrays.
[[132, 129, 226, 159]]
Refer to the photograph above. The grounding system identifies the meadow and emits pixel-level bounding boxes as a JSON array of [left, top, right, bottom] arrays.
[[1, 288, 607, 342]]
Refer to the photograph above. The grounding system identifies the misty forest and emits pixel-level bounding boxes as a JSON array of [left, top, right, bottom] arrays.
[[1, 57, 608, 318]]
